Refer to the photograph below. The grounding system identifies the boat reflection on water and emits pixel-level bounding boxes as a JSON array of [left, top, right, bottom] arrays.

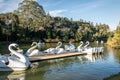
[[77, 53, 104, 62], [29, 62, 40, 73], [0, 71, 26, 80], [0, 53, 105, 80], [0, 62, 47, 80], [29, 53, 104, 73]]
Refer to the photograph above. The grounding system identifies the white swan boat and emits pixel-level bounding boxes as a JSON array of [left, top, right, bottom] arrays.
[[64, 41, 76, 52], [77, 41, 84, 52], [81, 41, 104, 54], [0, 43, 31, 71], [81, 41, 96, 54], [44, 41, 64, 54], [25, 42, 43, 57]]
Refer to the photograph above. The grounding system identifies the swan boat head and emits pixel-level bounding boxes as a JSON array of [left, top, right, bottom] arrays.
[[64, 41, 76, 52], [69, 41, 76, 51], [79, 41, 83, 47], [25, 42, 42, 56], [31, 42, 38, 46], [77, 41, 84, 52], [54, 42, 64, 54], [56, 41, 62, 49], [86, 41, 89, 45], [83, 41, 90, 48], [25, 42, 38, 56]]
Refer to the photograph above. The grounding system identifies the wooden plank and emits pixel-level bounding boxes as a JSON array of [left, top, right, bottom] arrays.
[[29, 52, 86, 62]]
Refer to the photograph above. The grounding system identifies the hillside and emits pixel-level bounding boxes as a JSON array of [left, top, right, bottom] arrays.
[[0, 0, 110, 42]]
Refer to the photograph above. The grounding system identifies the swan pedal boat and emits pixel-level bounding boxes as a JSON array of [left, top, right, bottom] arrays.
[[0, 43, 31, 71]]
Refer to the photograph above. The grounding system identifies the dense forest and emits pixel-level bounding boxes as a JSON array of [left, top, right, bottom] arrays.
[[0, 0, 111, 43], [107, 22, 120, 48]]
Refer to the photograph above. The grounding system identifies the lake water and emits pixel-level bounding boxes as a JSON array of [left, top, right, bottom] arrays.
[[0, 42, 120, 80]]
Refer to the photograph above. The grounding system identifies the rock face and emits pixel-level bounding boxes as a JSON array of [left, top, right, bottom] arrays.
[[14, 0, 46, 29], [17, 0, 46, 18]]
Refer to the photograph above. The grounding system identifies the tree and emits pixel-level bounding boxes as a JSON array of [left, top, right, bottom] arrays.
[[107, 22, 120, 48], [0, 20, 2, 40], [8, 14, 19, 41], [94, 23, 109, 41], [75, 27, 82, 41], [16, 0, 46, 29], [0, 0, 110, 42]]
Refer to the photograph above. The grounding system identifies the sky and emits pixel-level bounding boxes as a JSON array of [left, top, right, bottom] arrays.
[[0, 0, 120, 30]]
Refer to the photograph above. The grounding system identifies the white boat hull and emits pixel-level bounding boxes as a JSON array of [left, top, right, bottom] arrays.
[[0, 67, 28, 71]]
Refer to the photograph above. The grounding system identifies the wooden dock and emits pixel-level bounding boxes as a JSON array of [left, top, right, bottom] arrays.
[[29, 52, 86, 62]]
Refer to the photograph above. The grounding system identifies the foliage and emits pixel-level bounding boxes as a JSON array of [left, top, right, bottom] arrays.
[[0, 0, 110, 43], [107, 22, 120, 48]]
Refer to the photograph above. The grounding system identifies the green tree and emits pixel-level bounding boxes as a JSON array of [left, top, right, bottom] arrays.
[[75, 27, 82, 41], [107, 22, 120, 48]]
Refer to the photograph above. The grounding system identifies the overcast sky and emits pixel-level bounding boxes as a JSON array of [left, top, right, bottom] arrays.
[[0, 0, 120, 30]]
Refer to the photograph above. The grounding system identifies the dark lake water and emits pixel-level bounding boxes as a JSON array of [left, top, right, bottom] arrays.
[[0, 42, 120, 80]]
